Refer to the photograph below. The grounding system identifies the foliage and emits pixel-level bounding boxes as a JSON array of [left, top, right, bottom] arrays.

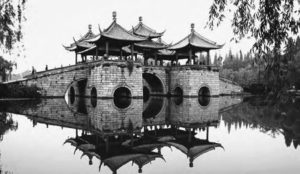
[[0, 112, 18, 141], [0, 83, 41, 98], [0, 55, 15, 81], [0, 0, 26, 52], [208, 0, 300, 94], [220, 49, 263, 89]]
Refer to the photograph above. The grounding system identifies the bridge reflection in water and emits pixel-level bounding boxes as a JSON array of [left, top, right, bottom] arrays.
[[0, 96, 242, 174]]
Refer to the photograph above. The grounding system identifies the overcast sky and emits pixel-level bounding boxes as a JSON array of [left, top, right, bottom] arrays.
[[11, 0, 253, 73]]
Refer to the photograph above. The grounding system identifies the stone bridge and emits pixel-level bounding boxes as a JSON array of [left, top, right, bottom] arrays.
[[6, 60, 242, 98]]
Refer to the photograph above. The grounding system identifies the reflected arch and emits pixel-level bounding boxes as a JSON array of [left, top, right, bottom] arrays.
[[142, 73, 165, 95]]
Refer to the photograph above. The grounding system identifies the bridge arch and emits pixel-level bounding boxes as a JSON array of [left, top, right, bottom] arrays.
[[65, 78, 88, 97], [112, 85, 132, 109], [198, 84, 211, 97], [142, 73, 165, 95]]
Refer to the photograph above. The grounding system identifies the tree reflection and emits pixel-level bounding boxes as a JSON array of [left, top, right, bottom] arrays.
[[0, 112, 18, 174], [222, 97, 300, 148]]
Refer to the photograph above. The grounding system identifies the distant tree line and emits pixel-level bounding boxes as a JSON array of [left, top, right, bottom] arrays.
[[218, 36, 300, 94]]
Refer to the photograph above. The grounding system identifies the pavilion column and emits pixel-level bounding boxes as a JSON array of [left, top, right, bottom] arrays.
[[154, 53, 158, 66], [75, 53, 78, 64], [120, 49, 123, 60], [96, 45, 99, 60], [206, 126, 209, 141], [105, 41, 109, 60], [188, 48, 192, 65], [130, 43, 134, 61], [176, 53, 179, 65], [207, 50, 210, 65]]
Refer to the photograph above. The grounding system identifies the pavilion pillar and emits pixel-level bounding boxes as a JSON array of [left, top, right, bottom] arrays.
[[207, 50, 210, 65], [206, 126, 209, 141], [75, 53, 78, 64], [96, 45, 99, 60], [154, 53, 158, 66], [176, 53, 179, 65], [130, 43, 134, 61], [120, 49, 123, 60], [188, 48, 192, 65], [105, 41, 109, 60]]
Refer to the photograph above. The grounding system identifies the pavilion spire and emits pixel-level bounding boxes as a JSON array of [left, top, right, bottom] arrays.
[[112, 11, 117, 22]]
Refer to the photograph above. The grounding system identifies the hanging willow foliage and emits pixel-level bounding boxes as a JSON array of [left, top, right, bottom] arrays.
[[208, 0, 300, 95], [0, 0, 26, 52]]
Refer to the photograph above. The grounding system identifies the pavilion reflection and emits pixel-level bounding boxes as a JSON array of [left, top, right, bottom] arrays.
[[0, 96, 244, 174]]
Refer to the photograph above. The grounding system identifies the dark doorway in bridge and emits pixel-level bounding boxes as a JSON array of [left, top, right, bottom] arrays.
[[143, 73, 164, 95], [91, 87, 97, 98], [114, 87, 132, 98], [114, 87, 132, 109], [143, 97, 164, 119], [90, 87, 97, 107], [143, 86, 150, 102], [174, 87, 183, 97], [69, 86, 75, 104], [77, 80, 87, 97], [198, 96, 210, 107], [198, 86, 210, 97]]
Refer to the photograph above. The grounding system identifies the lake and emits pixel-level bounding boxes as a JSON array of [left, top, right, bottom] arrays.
[[0, 96, 299, 174]]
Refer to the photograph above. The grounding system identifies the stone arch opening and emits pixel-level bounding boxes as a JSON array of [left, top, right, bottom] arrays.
[[114, 87, 132, 98], [91, 87, 97, 98], [198, 86, 210, 97], [198, 96, 210, 107], [174, 87, 183, 96], [113, 87, 132, 109], [77, 79, 87, 97], [143, 97, 164, 119], [90, 87, 97, 107], [143, 86, 150, 102], [142, 73, 164, 95], [69, 86, 75, 104]]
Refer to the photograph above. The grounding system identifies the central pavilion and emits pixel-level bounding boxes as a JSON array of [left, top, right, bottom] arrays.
[[64, 12, 223, 67]]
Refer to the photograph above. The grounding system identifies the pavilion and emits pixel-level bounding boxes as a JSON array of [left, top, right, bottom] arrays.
[[63, 24, 96, 64], [168, 23, 223, 65], [64, 12, 224, 67], [86, 12, 146, 61], [131, 16, 168, 65]]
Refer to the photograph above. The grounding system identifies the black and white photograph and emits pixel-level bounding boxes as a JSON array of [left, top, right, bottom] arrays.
[[1, 0, 300, 173]]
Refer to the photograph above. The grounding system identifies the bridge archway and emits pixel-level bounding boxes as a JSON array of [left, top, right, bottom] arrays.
[[174, 86, 183, 96], [65, 78, 88, 97], [113, 86, 132, 109], [142, 73, 165, 95], [143, 97, 164, 119], [69, 86, 75, 104], [198, 85, 211, 97]]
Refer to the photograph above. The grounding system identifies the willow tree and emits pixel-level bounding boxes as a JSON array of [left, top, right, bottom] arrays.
[[0, 0, 26, 81], [208, 0, 300, 95]]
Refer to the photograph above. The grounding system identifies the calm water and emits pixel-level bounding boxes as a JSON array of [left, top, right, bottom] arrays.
[[0, 96, 300, 174]]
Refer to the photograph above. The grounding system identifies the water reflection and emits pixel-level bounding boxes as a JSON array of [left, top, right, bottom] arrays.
[[0, 96, 300, 173]]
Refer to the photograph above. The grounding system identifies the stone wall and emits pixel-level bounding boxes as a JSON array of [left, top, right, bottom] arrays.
[[169, 66, 220, 96], [219, 77, 243, 95], [87, 61, 143, 98]]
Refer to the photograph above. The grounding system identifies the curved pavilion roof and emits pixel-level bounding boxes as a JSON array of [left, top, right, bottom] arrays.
[[87, 12, 146, 46], [131, 16, 165, 39], [64, 24, 96, 52], [168, 23, 224, 52]]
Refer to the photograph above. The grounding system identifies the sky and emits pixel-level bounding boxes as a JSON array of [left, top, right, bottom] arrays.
[[11, 0, 254, 73]]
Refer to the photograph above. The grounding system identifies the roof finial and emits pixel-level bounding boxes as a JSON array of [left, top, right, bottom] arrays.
[[88, 24, 92, 31], [139, 16, 143, 23], [191, 23, 195, 33], [113, 11, 117, 22]]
